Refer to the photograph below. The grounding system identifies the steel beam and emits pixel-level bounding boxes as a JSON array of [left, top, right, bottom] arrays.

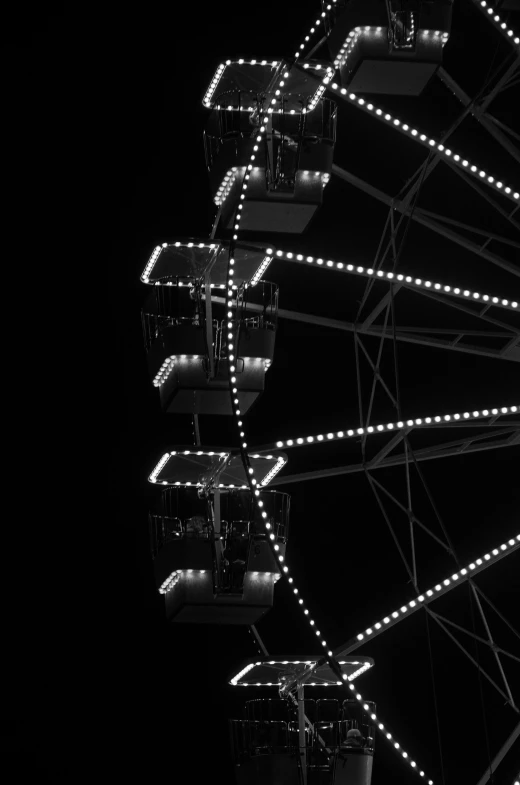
[[430, 612, 520, 664], [268, 428, 520, 486], [428, 611, 519, 712], [281, 541, 519, 693], [332, 164, 520, 279], [474, 722, 520, 785], [332, 89, 519, 206], [207, 295, 520, 361], [438, 67, 520, 166]]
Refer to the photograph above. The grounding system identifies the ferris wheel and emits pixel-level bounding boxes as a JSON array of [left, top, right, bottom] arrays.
[[140, 1, 520, 783]]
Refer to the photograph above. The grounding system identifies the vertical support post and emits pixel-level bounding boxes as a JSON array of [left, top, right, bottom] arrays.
[[204, 270, 215, 379], [211, 476, 224, 584], [298, 683, 308, 785], [193, 414, 201, 446], [474, 721, 520, 785], [213, 487, 221, 537]]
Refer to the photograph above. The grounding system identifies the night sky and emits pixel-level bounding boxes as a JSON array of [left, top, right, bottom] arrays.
[[7, 2, 519, 783]]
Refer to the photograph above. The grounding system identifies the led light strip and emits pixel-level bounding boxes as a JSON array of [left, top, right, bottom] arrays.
[[202, 62, 226, 108], [158, 570, 180, 595], [153, 356, 176, 387], [205, 59, 332, 116], [219, 40, 435, 784], [294, 7, 329, 60], [250, 254, 273, 286], [326, 81, 519, 203], [203, 60, 280, 108], [334, 27, 449, 74], [259, 456, 286, 486], [351, 535, 520, 646], [141, 240, 219, 283], [230, 662, 256, 685], [303, 65, 335, 111], [148, 450, 286, 488], [153, 355, 202, 388], [223, 72, 341, 671], [475, 0, 520, 47], [344, 683, 433, 783], [272, 406, 518, 450], [215, 167, 240, 206], [229, 659, 372, 686], [149, 452, 170, 484], [273, 248, 519, 311]]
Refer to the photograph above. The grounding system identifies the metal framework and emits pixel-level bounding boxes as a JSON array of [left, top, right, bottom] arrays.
[[267, 2, 520, 780]]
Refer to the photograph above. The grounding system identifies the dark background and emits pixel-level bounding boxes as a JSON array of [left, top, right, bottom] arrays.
[[6, 1, 519, 783]]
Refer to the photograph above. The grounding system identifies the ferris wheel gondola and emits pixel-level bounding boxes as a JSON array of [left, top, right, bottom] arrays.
[[148, 448, 288, 623]]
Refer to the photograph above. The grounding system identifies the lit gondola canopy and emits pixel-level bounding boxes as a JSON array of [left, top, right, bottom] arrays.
[[141, 238, 275, 287], [229, 656, 374, 686], [149, 448, 287, 488]]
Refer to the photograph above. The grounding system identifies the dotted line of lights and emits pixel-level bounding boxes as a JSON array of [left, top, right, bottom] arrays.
[[301, 64, 335, 111], [214, 167, 332, 212], [334, 26, 448, 75], [218, 49, 435, 783], [203, 59, 331, 115], [142, 240, 218, 283], [272, 406, 518, 450], [149, 452, 170, 484], [476, 0, 520, 47], [202, 62, 226, 108], [260, 456, 286, 486], [272, 248, 519, 311], [294, 6, 330, 60], [327, 81, 520, 203], [153, 357, 176, 387], [250, 253, 273, 286], [148, 450, 286, 488], [221, 74, 346, 680], [159, 568, 213, 595], [215, 168, 239, 206], [345, 684, 433, 783], [354, 535, 520, 644], [158, 570, 180, 595], [230, 663, 256, 685], [152, 355, 202, 388], [230, 660, 372, 687], [203, 60, 280, 108], [142, 241, 273, 289]]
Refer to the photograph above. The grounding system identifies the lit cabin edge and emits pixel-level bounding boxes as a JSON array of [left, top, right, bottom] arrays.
[[202, 58, 337, 234], [325, 0, 453, 96], [141, 239, 278, 415]]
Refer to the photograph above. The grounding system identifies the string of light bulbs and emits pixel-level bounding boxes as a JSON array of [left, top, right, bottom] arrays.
[[266, 406, 518, 452], [344, 683, 434, 783], [346, 534, 520, 651], [279, 533, 520, 707], [473, 0, 520, 48], [271, 248, 519, 311], [326, 81, 519, 204], [293, 5, 330, 60]]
